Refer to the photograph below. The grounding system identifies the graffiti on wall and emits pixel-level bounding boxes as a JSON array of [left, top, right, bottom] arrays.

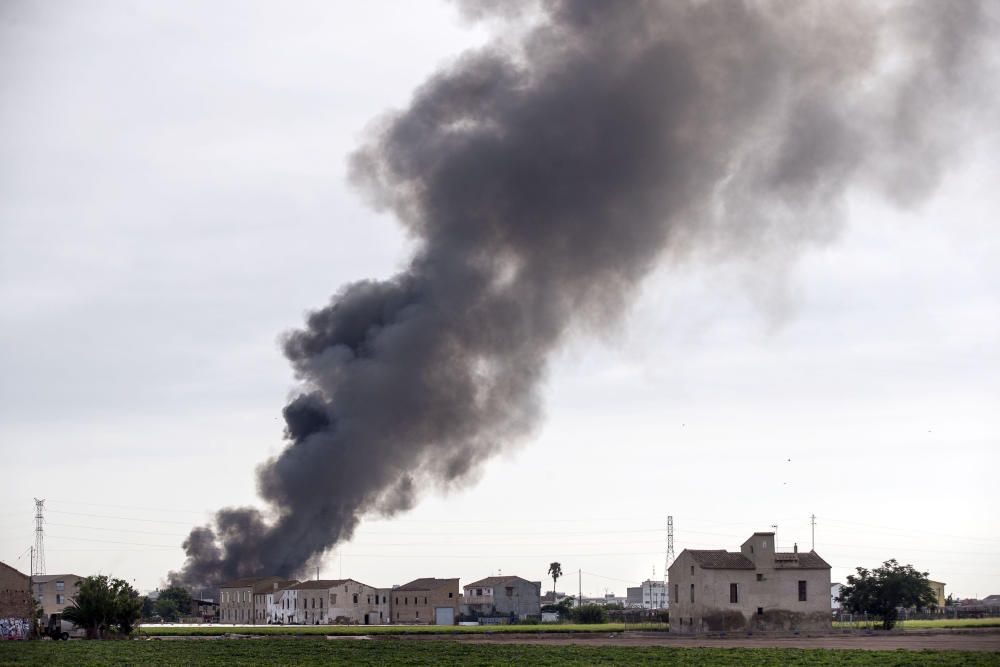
[[1, 617, 31, 640]]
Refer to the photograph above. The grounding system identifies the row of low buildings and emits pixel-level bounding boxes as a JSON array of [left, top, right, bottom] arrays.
[[219, 575, 543, 625], [2, 530, 960, 636]]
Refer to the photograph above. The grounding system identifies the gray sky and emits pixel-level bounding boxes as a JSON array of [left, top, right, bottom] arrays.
[[1, 1, 998, 599]]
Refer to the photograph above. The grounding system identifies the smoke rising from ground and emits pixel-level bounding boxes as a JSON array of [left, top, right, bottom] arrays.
[[171, 1, 996, 588]]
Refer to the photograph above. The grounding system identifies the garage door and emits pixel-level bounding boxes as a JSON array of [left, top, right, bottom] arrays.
[[434, 607, 454, 626]]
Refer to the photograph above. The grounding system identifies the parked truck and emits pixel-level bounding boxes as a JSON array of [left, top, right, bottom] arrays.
[[42, 614, 85, 640]]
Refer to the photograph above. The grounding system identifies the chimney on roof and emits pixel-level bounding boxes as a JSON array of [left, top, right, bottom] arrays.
[[793, 543, 798, 553]]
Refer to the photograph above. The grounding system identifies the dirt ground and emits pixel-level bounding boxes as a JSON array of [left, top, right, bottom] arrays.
[[393, 628, 1000, 652]]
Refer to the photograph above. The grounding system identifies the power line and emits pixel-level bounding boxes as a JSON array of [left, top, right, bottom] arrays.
[[46, 510, 196, 525]]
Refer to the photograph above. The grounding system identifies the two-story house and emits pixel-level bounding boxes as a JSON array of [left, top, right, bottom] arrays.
[[391, 578, 459, 625], [31, 573, 83, 619], [462, 575, 542, 619], [668, 532, 831, 633], [220, 576, 297, 624], [290, 579, 390, 625]]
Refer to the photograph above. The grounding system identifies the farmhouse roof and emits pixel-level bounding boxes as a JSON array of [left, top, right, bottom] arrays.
[[465, 576, 531, 588], [687, 550, 755, 569], [289, 579, 360, 590], [776, 551, 831, 570], [30, 573, 82, 583], [396, 578, 459, 591]]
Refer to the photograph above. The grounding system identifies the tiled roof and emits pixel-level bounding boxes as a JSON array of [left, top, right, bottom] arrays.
[[290, 579, 350, 590], [465, 576, 529, 588], [792, 551, 831, 569], [29, 573, 81, 583], [395, 578, 459, 591], [687, 550, 755, 569], [772, 551, 831, 569]]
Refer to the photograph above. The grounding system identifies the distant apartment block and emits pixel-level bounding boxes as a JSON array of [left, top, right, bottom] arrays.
[[32, 573, 83, 619], [627, 579, 668, 609]]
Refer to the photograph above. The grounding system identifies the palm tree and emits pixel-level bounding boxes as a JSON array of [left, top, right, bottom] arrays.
[[547, 562, 562, 606]]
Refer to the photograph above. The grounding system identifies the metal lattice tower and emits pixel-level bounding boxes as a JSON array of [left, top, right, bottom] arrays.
[[33, 498, 46, 576], [664, 515, 674, 581]]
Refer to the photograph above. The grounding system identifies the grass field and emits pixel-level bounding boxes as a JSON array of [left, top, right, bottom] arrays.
[[138, 622, 669, 636], [836, 619, 1000, 630], [135, 618, 1000, 636], [2, 640, 999, 666]]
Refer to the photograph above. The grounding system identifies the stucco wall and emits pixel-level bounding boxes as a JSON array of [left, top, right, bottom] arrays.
[[393, 582, 459, 624], [33, 574, 82, 618], [295, 581, 386, 625], [220, 586, 254, 623], [669, 550, 831, 634], [463, 580, 541, 618]]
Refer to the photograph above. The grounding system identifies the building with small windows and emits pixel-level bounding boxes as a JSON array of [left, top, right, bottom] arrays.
[[265, 585, 296, 624], [462, 575, 542, 619], [627, 579, 668, 609], [220, 576, 298, 625], [392, 578, 459, 625], [285, 579, 389, 625], [668, 532, 831, 634], [32, 573, 83, 619]]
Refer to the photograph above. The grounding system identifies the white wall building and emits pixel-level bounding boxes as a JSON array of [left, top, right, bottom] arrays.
[[627, 579, 668, 609]]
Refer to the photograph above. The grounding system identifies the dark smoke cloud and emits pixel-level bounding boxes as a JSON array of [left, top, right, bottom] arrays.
[[171, 0, 997, 587]]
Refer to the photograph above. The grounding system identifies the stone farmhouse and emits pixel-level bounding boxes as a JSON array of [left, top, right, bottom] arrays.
[[392, 578, 460, 625], [284, 579, 391, 625], [265, 584, 297, 624], [668, 532, 831, 633], [220, 576, 297, 624], [462, 575, 542, 619]]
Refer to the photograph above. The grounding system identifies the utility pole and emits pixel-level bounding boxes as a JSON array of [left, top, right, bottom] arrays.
[[810, 514, 816, 551], [578, 569, 581, 608], [33, 498, 46, 577]]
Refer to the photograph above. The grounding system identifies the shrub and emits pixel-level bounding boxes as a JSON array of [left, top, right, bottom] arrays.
[[572, 605, 609, 624]]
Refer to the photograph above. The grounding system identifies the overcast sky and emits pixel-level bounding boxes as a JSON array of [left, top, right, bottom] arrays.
[[1, 1, 998, 600]]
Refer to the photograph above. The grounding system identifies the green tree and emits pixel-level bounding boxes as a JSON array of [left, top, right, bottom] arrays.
[[155, 586, 192, 622], [572, 604, 608, 624], [140, 595, 156, 620], [154, 598, 180, 622], [547, 562, 562, 606], [61, 575, 143, 639], [838, 559, 937, 630]]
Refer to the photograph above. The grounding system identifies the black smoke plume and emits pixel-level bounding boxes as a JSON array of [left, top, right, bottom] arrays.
[[171, 0, 996, 587]]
